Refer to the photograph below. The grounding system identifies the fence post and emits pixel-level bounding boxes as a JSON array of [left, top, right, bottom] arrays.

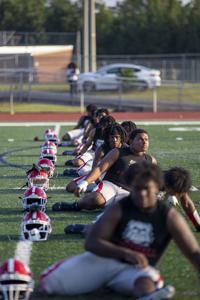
[[153, 87, 158, 113], [9, 84, 14, 115], [80, 88, 85, 113]]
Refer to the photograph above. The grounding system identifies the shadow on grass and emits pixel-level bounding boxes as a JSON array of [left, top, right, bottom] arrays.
[[0, 208, 21, 215], [0, 234, 19, 241]]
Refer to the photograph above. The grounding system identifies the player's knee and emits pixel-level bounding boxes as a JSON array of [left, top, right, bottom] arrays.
[[133, 277, 155, 298], [73, 159, 84, 167], [66, 181, 77, 193], [79, 192, 106, 210], [62, 133, 71, 141]]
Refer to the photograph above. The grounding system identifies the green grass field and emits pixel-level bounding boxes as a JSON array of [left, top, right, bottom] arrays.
[[0, 123, 200, 299]]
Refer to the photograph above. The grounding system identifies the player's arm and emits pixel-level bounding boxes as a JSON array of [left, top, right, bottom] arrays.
[[87, 148, 120, 182], [92, 145, 105, 169], [167, 208, 200, 272], [74, 148, 120, 196], [74, 116, 85, 129], [151, 156, 157, 164], [85, 203, 148, 268], [78, 128, 95, 155]]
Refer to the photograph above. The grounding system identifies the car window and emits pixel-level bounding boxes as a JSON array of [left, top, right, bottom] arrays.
[[119, 67, 140, 77], [106, 68, 121, 75]]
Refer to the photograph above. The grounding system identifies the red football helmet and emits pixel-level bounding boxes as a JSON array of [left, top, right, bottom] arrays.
[[40, 149, 57, 164], [0, 258, 34, 300], [27, 169, 49, 191], [38, 158, 55, 177], [44, 129, 59, 145], [22, 186, 47, 212], [20, 211, 52, 241], [41, 141, 57, 154]]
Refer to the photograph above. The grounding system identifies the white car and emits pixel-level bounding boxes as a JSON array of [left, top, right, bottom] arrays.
[[78, 63, 161, 92]]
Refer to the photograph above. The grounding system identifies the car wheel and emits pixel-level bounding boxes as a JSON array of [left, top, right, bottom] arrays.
[[83, 81, 96, 92]]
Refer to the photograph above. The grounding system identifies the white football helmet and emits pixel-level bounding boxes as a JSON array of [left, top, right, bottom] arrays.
[[0, 258, 34, 300], [40, 149, 57, 165], [38, 158, 55, 178], [27, 169, 49, 191], [44, 129, 59, 145], [22, 186, 47, 212], [41, 141, 57, 154], [20, 211, 52, 242]]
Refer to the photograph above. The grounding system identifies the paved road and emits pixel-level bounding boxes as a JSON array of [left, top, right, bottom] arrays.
[[1, 90, 200, 111]]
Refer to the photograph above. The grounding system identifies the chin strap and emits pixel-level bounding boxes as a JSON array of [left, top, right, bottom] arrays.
[[137, 285, 175, 300]]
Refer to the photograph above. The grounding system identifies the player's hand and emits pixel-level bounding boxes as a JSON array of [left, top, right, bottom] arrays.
[[124, 249, 148, 268], [74, 180, 88, 197]]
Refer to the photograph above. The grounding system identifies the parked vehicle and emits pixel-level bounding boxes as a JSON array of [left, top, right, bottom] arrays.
[[78, 63, 161, 92]]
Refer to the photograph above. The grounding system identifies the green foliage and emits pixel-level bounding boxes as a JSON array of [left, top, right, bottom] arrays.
[[0, 0, 200, 54]]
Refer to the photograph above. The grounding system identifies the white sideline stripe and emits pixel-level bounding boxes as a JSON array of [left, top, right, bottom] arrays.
[[169, 127, 200, 132], [1, 121, 200, 126], [14, 240, 33, 267], [4, 186, 66, 191]]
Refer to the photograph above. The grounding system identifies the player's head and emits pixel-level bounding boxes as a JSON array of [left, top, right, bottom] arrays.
[[121, 121, 137, 144], [86, 104, 98, 116], [129, 128, 149, 153], [103, 123, 127, 148], [125, 162, 164, 209], [92, 108, 109, 124], [164, 167, 192, 197]]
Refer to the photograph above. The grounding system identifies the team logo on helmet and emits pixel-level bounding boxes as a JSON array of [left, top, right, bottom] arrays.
[[0, 258, 34, 300], [20, 211, 52, 242]]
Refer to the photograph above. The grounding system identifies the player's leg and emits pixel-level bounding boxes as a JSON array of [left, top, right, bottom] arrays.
[[40, 252, 127, 295], [179, 193, 200, 231], [107, 265, 175, 299]]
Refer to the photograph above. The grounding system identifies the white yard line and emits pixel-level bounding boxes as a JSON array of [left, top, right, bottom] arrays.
[[14, 240, 33, 266], [1, 121, 200, 126], [54, 124, 61, 136]]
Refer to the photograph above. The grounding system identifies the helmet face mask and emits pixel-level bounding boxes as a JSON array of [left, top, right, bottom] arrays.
[[44, 129, 59, 145], [27, 170, 49, 191], [22, 187, 47, 212], [41, 141, 57, 154], [40, 150, 57, 165], [20, 212, 52, 242], [0, 259, 34, 300]]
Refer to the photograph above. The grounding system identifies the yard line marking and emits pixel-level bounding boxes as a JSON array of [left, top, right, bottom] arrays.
[[14, 240, 33, 266], [1, 121, 200, 126], [54, 124, 61, 136]]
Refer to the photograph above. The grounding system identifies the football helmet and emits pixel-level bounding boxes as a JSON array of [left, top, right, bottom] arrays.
[[41, 141, 57, 154], [20, 211, 52, 242], [27, 169, 49, 191], [40, 149, 57, 164], [22, 187, 47, 212], [44, 129, 59, 145], [37, 158, 55, 178], [0, 258, 34, 300]]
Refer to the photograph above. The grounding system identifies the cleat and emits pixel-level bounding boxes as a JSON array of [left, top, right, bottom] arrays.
[[137, 285, 175, 300], [62, 150, 74, 156], [63, 168, 78, 177], [65, 159, 74, 166], [52, 201, 81, 212], [64, 224, 86, 234]]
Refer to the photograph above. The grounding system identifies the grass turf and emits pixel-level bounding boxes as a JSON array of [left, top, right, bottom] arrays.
[[0, 124, 200, 299]]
